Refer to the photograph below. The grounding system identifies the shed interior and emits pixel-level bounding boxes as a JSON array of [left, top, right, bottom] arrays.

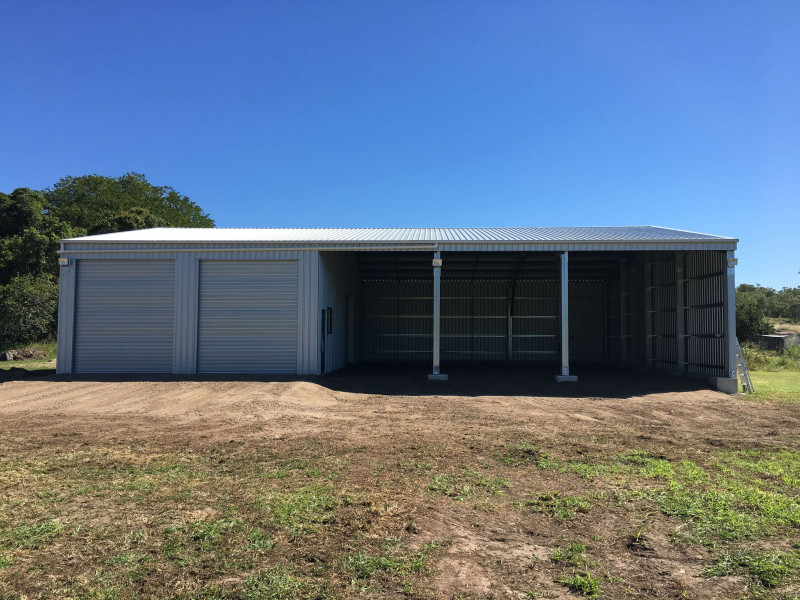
[[320, 250, 728, 378]]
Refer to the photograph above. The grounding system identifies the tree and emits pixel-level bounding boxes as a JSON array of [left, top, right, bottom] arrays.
[[45, 172, 213, 233], [735, 287, 774, 339], [0, 274, 59, 346], [0, 189, 82, 284], [0, 173, 214, 347], [0, 188, 47, 237]]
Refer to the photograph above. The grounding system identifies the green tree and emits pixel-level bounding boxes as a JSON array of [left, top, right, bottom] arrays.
[[0, 188, 47, 237], [735, 286, 774, 339], [0, 274, 59, 346], [45, 172, 213, 233]]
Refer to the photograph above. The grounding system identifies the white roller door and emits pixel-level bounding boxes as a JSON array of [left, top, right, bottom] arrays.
[[73, 260, 175, 373], [197, 261, 299, 373]]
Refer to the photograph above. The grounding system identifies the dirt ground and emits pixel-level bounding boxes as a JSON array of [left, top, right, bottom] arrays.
[[1, 365, 799, 599]]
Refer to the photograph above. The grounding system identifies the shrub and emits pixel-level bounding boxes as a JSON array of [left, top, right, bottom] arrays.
[[736, 293, 774, 339], [0, 274, 58, 347]]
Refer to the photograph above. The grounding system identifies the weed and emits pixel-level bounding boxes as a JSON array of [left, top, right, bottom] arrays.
[[499, 441, 547, 466], [555, 572, 601, 598], [524, 491, 590, 520]]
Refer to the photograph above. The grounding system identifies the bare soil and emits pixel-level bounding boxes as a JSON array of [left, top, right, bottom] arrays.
[[1, 365, 798, 599]]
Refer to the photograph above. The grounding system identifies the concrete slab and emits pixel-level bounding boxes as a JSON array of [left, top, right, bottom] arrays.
[[710, 376, 739, 394], [428, 374, 449, 382], [554, 374, 579, 382]]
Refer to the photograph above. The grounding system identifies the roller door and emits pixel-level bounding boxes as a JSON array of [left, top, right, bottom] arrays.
[[197, 261, 299, 373], [73, 260, 175, 373]]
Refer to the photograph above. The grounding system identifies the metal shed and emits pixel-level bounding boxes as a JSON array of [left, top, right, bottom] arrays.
[[56, 226, 739, 392]]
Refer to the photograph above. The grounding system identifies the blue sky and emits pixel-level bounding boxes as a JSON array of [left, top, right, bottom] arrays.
[[2, 1, 798, 288]]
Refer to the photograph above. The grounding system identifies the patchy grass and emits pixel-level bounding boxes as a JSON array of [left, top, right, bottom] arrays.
[[704, 548, 800, 589], [2, 379, 800, 599]]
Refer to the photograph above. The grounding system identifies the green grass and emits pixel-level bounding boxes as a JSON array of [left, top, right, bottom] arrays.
[[749, 371, 800, 402], [257, 485, 338, 535], [0, 519, 63, 549]]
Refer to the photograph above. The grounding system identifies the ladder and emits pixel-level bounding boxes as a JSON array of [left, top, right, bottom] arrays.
[[735, 338, 754, 393]]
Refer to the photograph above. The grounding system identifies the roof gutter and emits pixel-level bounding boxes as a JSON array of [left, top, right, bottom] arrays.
[[58, 244, 442, 254]]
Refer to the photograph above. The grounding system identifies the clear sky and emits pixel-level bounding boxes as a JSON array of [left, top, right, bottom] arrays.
[[2, 1, 798, 288]]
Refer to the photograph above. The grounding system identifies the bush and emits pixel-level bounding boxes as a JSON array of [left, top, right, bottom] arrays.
[[736, 293, 774, 339], [742, 345, 800, 372], [0, 274, 58, 347]]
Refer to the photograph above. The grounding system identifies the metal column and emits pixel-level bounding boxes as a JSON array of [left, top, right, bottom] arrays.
[[428, 251, 448, 381], [620, 260, 628, 365], [555, 251, 578, 382], [643, 252, 653, 369]]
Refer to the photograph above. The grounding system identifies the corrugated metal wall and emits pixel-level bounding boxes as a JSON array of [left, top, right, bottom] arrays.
[[513, 281, 558, 361], [196, 261, 299, 373], [650, 252, 678, 369], [57, 248, 320, 375], [72, 260, 175, 373], [606, 259, 646, 366], [361, 278, 605, 363], [643, 250, 726, 377], [684, 251, 726, 377]]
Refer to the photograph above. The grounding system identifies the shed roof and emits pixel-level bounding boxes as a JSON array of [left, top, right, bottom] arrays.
[[66, 226, 736, 244]]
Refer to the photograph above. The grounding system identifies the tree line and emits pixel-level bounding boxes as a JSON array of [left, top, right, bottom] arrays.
[[0, 173, 213, 348], [736, 283, 800, 339]]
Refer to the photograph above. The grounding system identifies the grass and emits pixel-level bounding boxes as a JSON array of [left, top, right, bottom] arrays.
[[749, 371, 800, 402]]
